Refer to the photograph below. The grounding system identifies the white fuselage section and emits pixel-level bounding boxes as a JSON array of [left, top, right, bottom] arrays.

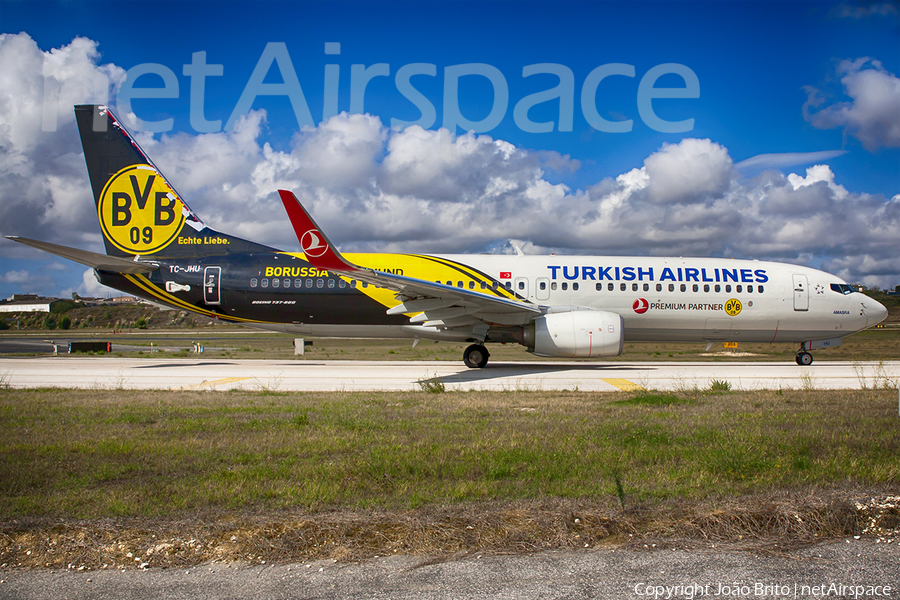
[[427, 255, 881, 344]]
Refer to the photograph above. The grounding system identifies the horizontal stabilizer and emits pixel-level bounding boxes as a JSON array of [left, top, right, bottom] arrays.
[[6, 236, 159, 274]]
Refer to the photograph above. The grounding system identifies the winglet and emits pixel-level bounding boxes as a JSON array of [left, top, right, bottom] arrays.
[[277, 190, 362, 273]]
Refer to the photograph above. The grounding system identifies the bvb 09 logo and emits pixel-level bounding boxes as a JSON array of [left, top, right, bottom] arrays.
[[98, 165, 185, 254], [724, 298, 742, 316]]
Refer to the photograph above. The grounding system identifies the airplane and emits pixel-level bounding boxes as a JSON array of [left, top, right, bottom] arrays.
[[5, 105, 889, 368]]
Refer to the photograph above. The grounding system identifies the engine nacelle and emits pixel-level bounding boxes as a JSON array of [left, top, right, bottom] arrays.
[[524, 310, 624, 358]]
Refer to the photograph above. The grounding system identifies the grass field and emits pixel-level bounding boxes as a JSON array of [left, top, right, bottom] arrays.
[[1, 386, 898, 568]]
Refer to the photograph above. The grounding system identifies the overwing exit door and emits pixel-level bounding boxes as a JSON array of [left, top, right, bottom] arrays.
[[204, 266, 221, 305]]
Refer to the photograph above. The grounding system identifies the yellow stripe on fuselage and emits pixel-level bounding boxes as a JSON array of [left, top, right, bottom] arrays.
[[279, 252, 522, 313], [123, 274, 266, 323]]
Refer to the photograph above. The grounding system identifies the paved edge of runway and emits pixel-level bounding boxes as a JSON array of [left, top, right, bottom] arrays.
[[1, 357, 898, 392]]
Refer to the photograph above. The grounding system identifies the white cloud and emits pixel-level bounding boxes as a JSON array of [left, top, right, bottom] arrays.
[[734, 150, 848, 172], [79, 268, 116, 297], [803, 58, 900, 151], [0, 32, 126, 251], [0, 270, 32, 284], [1, 33, 898, 296], [830, 2, 899, 19], [643, 138, 734, 205]]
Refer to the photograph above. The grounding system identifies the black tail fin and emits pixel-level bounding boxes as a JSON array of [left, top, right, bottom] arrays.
[[75, 105, 273, 258]]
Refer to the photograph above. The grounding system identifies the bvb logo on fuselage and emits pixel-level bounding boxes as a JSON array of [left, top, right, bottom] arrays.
[[98, 165, 185, 254], [724, 298, 742, 316]]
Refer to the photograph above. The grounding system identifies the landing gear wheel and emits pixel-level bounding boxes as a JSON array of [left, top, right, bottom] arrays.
[[463, 344, 490, 369], [795, 352, 813, 366]]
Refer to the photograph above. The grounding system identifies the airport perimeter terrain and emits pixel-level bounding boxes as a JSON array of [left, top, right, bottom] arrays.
[[1, 301, 898, 596]]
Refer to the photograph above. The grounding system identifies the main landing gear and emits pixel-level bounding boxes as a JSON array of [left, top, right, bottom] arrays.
[[463, 344, 490, 369]]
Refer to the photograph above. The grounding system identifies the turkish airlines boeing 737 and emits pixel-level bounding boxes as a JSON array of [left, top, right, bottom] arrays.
[[6, 105, 889, 367]]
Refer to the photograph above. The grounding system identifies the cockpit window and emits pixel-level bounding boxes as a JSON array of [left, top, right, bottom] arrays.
[[830, 283, 854, 295]]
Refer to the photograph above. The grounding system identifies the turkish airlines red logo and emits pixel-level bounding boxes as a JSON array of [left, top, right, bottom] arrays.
[[300, 229, 328, 258], [633, 298, 649, 314], [499, 271, 512, 279]]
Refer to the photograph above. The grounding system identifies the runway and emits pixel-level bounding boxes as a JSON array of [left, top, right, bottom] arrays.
[[2, 357, 898, 391]]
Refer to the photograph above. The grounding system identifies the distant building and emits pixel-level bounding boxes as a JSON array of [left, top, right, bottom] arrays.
[[0, 295, 61, 313]]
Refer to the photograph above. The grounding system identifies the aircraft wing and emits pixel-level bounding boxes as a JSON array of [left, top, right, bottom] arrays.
[[5, 236, 160, 274], [277, 191, 541, 330]]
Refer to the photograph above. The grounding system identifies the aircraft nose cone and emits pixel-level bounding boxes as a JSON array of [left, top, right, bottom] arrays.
[[867, 299, 888, 328]]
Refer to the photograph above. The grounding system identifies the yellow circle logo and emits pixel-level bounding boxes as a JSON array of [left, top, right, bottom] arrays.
[[98, 165, 185, 254], [724, 298, 742, 316]]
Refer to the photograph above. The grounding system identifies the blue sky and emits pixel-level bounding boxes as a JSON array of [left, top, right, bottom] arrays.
[[1, 0, 899, 298]]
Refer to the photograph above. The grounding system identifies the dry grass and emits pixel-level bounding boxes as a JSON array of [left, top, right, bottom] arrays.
[[2, 490, 898, 570]]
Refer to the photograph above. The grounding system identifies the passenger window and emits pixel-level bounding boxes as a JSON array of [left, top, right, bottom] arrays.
[[261, 279, 269, 288], [362, 282, 369, 288], [250, 278, 258, 288], [492, 282, 499, 291], [668, 284, 675, 292], [339, 280, 346, 288], [458, 281, 464, 288], [595, 282, 602, 291], [306, 279, 313, 288], [680, 284, 686, 292], [608, 283, 614, 291], [715, 284, 721, 293], [562, 282, 568, 291], [284, 279, 290, 288], [317, 279, 324, 288], [758, 285, 764, 293], [328, 279, 335, 288], [656, 284, 662, 292], [632, 283, 638, 292], [551, 282, 558, 290], [692, 284, 699, 292], [505, 282, 512, 290], [643, 283, 649, 292], [725, 285, 731, 293], [295, 279, 302, 288], [748, 285, 753, 293], [703, 284, 709, 292], [469, 281, 476, 290], [351, 280, 357, 288], [736, 285, 743, 293], [541, 281, 548, 291], [481, 281, 487, 289], [573, 282, 579, 291], [273, 279, 280, 288], [620, 283, 626, 291]]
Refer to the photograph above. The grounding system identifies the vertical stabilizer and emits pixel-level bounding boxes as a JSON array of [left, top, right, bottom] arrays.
[[75, 105, 272, 258]]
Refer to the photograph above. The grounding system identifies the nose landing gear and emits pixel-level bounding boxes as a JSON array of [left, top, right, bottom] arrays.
[[795, 351, 813, 366]]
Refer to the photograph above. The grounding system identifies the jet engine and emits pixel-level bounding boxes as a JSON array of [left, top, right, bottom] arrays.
[[524, 310, 624, 358]]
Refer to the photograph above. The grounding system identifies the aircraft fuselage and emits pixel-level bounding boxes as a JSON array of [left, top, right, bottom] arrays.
[[99, 251, 883, 347]]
